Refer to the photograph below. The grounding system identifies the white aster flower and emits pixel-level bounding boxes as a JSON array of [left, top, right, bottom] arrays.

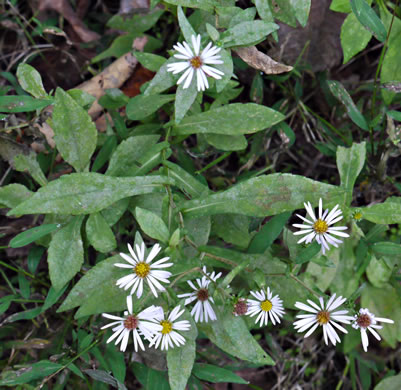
[[177, 266, 222, 323], [115, 242, 173, 298], [101, 295, 163, 352], [166, 34, 224, 91], [149, 305, 191, 351], [352, 308, 394, 352], [294, 293, 354, 346], [293, 198, 349, 255], [247, 287, 285, 326]]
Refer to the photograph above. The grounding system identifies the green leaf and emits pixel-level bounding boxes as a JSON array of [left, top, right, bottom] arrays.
[[350, 0, 387, 42], [132, 363, 171, 390], [134, 52, 166, 72], [181, 173, 344, 218], [330, 0, 352, 13], [92, 33, 136, 63], [164, 161, 208, 198], [357, 197, 401, 224], [8, 173, 173, 216], [16, 63, 47, 98], [167, 312, 197, 390], [371, 241, 401, 256], [248, 212, 291, 253], [92, 135, 118, 172], [58, 255, 127, 314], [163, 0, 216, 11], [291, 0, 311, 27], [336, 142, 366, 206], [67, 89, 96, 108], [177, 6, 196, 43], [229, 8, 257, 28], [84, 369, 128, 390], [173, 103, 284, 136], [366, 255, 392, 287], [221, 21, 279, 48], [327, 80, 369, 131], [0, 360, 62, 386], [269, 0, 298, 27], [98, 88, 129, 110], [86, 212, 117, 253], [215, 48, 234, 93], [192, 364, 247, 384], [361, 284, 401, 347], [294, 241, 321, 264], [135, 207, 169, 243], [206, 23, 220, 41], [18, 274, 30, 299], [175, 81, 198, 123], [255, 0, 274, 22], [126, 94, 175, 120], [0, 95, 52, 113], [48, 216, 84, 291], [380, 25, 401, 104], [212, 214, 251, 249], [204, 134, 247, 151], [199, 306, 274, 365], [107, 9, 164, 33], [106, 135, 160, 176], [9, 224, 59, 248], [144, 57, 180, 96], [14, 152, 48, 186], [167, 341, 195, 390], [0, 184, 32, 209], [374, 374, 401, 390], [341, 12, 372, 63], [53, 87, 97, 172]]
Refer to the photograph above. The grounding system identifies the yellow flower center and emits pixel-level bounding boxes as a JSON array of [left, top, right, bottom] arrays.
[[190, 56, 203, 69], [316, 310, 330, 324], [134, 262, 150, 278], [260, 299, 273, 312], [313, 219, 328, 234], [161, 320, 173, 335], [353, 212, 363, 220]]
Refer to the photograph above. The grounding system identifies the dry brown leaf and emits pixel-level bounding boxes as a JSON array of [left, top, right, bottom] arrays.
[[78, 36, 147, 118], [234, 46, 293, 74]]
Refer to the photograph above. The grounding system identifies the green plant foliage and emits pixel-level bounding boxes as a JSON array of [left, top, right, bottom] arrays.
[[173, 103, 285, 135], [47, 216, 84, 291], [8, 173, 173, 216], [341, 12, 372, 63], [16, 63, 48, 98], [181, 174, 344, 218], [0, 95, 52, 112], [52, 88, 97, 172]]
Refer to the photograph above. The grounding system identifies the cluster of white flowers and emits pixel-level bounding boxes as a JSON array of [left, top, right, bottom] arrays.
[[100, 192, 394, 354]]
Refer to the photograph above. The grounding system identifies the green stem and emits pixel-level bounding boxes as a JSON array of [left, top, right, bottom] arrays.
[[0, 261, 50, 288], [195, 152, 232, 174], [289, 274, 320, 298]]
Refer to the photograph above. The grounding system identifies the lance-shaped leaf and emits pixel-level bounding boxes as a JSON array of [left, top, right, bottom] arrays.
[[336, 142, 366, 206], [199, 306, 274, 365], [57, 255, 127, 314], [86, 212, 117, 253], [173, 103, 284, 135], [181, 173, 345, 218], [135, 207, 169, 243], [350, 0, 387, 42], [163, 0, 216, 11], [48, 216, 84, 291], [0, 184, 32, 209], [177, 6, 196, 43], [52, 88, 97, 172], [0, 95, 52, 113], [8, 173, 173, 216], [126, 94, 175, 121], [355, 197, 401, 224], [327, 80, 369, 131]]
